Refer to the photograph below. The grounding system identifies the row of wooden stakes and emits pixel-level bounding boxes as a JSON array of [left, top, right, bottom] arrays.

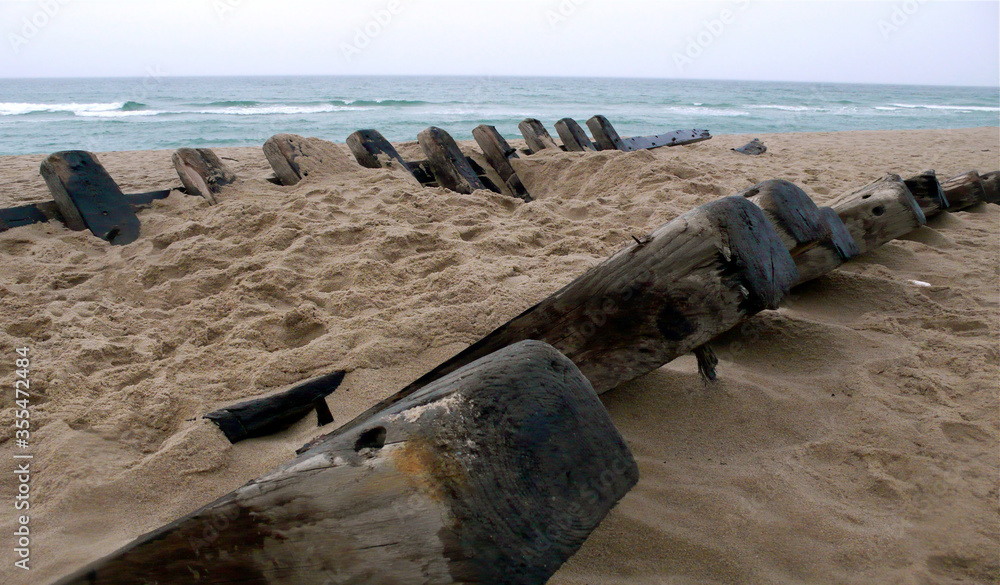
[[0, 116, 707, 244], [51, 163, 999, 583]]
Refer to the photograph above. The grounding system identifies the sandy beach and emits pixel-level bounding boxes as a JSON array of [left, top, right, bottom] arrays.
[[0, 127, 997, 584]]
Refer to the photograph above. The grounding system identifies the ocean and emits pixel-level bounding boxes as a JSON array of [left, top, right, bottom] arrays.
[[0, 76, 997, 156]]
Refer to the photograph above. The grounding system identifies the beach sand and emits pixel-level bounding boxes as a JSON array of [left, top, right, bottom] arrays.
[[0, 127, 997, 584]]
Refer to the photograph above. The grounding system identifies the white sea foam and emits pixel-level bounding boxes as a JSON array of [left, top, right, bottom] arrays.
[[750, 105, 814, 112], [0, 102, 126, 116], [665, 106, 750, 117], [889, 103, 999, 112], [76, 110, 163, 118]]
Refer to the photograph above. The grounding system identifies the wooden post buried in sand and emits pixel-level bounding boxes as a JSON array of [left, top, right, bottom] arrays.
[[518, 118, 560, 154], [472, 124, 531, 201], [903, 170, 948, 217], [262, 133, 358, 186], [417, 126, 487, 194], [555, 118, 597, 152], [39, 151, 142, 245], [940, 170, 987, 211], [587, 115, 628, 151], [826, 174, 927, 255], [311, 196, 798, 449], [345, 129, 422, 187], [172, 148, 237, 204], [52, 341, 639, 585]]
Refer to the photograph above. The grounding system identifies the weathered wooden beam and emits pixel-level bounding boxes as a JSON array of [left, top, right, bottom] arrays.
[[903, 170, 948, 217], [625, 129, 712, 150], [941, 170, 986, 211], [587, 115, 628, 151], [172, 148, 237, 204], [263, 134, 357, 186], [39, 151, 141, 246], [346, 129, 422, 187], [791, 207, 863, 285], [312, 196, 797, 450], [417, 126, 486, 194], [827, 174, 926, 255], [518, 118, 560, 154], [53, 341, 638, 585], [205, 370, 346, 444], [980, 171, 1000, 204], [554, 118, 596, 152], [472, 124, 531, 201]]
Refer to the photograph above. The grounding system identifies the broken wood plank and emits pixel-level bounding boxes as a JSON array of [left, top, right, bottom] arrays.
[[313, 196, 797, 449], [903, 170, 948, 217], [941, 170, 986, 211], [53, 341, 638, 585], [519, 118, 560, 153], [625, 129, 712, 150], [39, 151, 141, 245], [554, 118, 596, 152], [827, 174, 926, 255], [205, 370, 346, 444], [172, 148, 237, 204], [472, 124, 531, 201], [417, 126, 486, 194], [587, 115, 628, 151], [263, 134, 357, 186]]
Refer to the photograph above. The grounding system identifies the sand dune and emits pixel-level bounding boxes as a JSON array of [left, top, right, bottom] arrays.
[[0, 127, 996, 584]]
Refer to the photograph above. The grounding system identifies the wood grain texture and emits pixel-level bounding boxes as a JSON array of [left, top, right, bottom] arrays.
[[586, 115, 627, 151], [555, 118, 596, 152], [791, 206, 862, 285], [472, 125, 531, 201], [739, 179, 832, 255], [346, 129, 422, 186], [827, 174, 926, 255], [417, 127, 486, 194], [941, 170, 986, 211], [315, 196, 798, 450], [172, 148, 236, 204], [52, 341, 637, 585], [518, 118, 559, 153], [626, 129, 712, 150], [903, 170, 948, 217], [263, 134, 357, 186], [39, 151, 141, 245], [205, 371, 346, 444]]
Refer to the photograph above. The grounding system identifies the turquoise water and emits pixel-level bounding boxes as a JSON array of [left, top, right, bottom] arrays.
[[0, 76, 997, 155]]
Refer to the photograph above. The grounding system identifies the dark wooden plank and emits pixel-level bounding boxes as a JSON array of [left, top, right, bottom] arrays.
[[472, 124, 531, 201], [587, 115, 627, 151], [312, 196, 798, 449], [518, 118, 559, 154], [172, 148, 236, 204], [53, 341, 638, 585], [738, 179, 832, 256], [39, 151, 141, 245], [941, 170, 986, 211], [345, 129, 422, 188], [417, 126, 486, 194], [904, 170, 948, 217], [554, 118, 596, 152], [626, 129, 712, 150], [204, 370, 346, 443]]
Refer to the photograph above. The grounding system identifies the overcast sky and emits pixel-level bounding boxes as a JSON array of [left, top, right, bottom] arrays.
[[1, 0, 997, 86]]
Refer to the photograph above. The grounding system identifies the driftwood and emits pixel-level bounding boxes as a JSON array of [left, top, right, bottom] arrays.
[[417, 127, 486, 194], [53, 341, 637, 585], [472, 124, 531, 201], [518, 118, 559, 153], [312, 196, 797, 449], [262, 134, 357, 186], [733, 139, 767, 155], [586, 115, 627, 151], [586, 116, 710, 151], [0, 189, 178, 234], [205, 370, 346, 444], [172, 148, 237, 204], [39, 151, 141, 245], [555, 118, 596, 152], [345, 129, 422, 187], [941, 170, 986, 211], [903, 170, 948, 217], [826, 174, 926, 256]]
